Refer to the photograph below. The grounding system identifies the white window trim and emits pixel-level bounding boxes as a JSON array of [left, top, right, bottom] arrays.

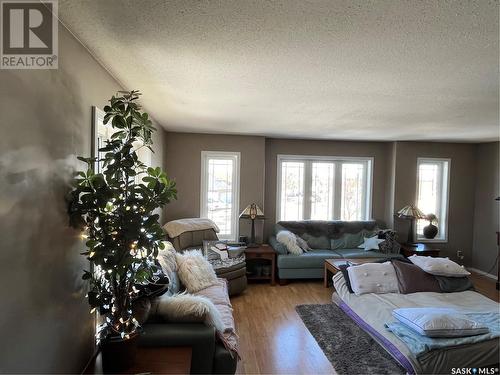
[[276, 154, 373, 222], [415, 157, 451, 243], [92, 106, 153, 178], [200, 151, 240, 241]]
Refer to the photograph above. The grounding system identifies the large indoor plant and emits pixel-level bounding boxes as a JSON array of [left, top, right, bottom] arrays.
[[67, 90, 177, 370]]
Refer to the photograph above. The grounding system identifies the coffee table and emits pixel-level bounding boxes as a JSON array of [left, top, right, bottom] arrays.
[[323, 258, 386, 288]]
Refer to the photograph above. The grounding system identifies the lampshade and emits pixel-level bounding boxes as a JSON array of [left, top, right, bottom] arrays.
[[239, 203, 265, 220], [397, 204, 425, 219]]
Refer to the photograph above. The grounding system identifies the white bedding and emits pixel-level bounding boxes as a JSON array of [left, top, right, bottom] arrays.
[[332, 272, 500, 374]]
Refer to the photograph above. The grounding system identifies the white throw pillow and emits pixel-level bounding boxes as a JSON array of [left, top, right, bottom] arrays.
[[408, 255, 471, 277], [276, 230, 303, 255], [176, 250, 218, 293], [392, 308, 489, 337], [154, 293, 225, 332], [347, 262, 399, 295], [357, 235, 384, 251]]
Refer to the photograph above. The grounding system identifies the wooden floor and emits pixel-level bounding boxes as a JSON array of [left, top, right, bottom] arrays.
[[231, 273, 499, 375]]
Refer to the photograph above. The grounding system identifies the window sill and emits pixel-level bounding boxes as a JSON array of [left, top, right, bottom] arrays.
[[416, 238, 448, 244]]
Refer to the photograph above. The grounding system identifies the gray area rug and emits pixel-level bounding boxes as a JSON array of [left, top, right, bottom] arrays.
[[296, 303, 405, 375]]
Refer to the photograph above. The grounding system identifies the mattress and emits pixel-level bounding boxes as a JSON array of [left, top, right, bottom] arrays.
[[332, 272, 500, 374]]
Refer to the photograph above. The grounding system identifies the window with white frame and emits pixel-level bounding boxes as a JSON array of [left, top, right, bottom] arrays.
[[200, 151, 240, 240], [92, 106, 152, 178], [416, 158, 450, 241], [277, 155, 373, 221]]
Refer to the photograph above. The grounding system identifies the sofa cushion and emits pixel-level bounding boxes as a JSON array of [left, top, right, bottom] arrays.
[[392, 259, 441, 294], [434, 276, 474, 293], [408, 255, 471, 277], [301, 233, 331, 249], [194, 278, 232, 307], [331, 232, 367, 250], [172, 228, 219, 251], [347, 261, 400, 295], [277, 250, 340, 269], [276, 220, 382, 239], [333, 248, 403, 259]]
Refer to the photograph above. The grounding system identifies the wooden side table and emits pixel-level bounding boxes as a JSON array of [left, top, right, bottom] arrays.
[[400, 243, 440, 257], [245, 244, 276, 285], [86, 346, 192, 374], [324, 259, 342, 287]]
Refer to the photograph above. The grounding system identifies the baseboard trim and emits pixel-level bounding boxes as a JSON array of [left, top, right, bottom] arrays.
[[468, 267, 497, 280]]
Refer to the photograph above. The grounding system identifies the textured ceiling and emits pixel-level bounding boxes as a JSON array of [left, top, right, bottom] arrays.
[[59, 0, 499, 142]]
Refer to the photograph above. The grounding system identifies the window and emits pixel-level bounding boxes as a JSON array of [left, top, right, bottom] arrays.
[[200, 151, 240, 240], [416, 158, 450, 241], [277, 155, 372, 221], [92, 106, 152, 179]]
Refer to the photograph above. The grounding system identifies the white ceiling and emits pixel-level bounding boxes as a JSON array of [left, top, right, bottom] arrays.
[[59, 0, 499, 142]]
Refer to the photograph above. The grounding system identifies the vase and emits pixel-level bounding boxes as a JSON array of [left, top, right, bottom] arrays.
[[423, 224, 438, 239], [101, 333, 139, 373]]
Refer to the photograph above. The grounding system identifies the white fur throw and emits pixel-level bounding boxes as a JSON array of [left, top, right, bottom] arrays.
[[176, 250, 218, 293], [155, 293, 225, 332], [276, 230, 303, 255], [157, 241, 177, 274]]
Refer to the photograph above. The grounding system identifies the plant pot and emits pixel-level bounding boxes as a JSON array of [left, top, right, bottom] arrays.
[[101, 333, 139, 373], [423, 224, 438, 239]]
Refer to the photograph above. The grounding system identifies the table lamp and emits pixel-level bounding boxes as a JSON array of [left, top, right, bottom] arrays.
[[239, 203, 265, 248], [397, 204, 425, 246]]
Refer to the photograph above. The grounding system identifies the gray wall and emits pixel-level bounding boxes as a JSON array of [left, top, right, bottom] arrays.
[[263, 138, 391, 238], [0, 26, 165, 373], [163, 134, 485, 268], [472, 142, 500, 274], [163, 132, 266, 242], [393, 141, 477, 263]]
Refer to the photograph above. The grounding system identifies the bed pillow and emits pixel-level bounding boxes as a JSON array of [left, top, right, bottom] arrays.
[[392, 259, 441, 294], [347, 261, 399, 295], [176, 250, 218, 293], [392, 308, 489, 337], [408, 255, 471, 277], [276, 230, 303, 255]]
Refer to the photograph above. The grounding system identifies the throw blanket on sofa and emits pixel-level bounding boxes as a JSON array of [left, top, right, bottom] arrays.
[[164, 218, 220, 238], [385, 312, 500, 358]]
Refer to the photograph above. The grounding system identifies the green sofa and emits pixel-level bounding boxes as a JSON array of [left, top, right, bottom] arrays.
[[268, 220, 402, 280]]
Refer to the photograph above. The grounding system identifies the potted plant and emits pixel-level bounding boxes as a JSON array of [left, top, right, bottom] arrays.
[[67, 90, 177, 371], [423, 213, 439, 239]]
